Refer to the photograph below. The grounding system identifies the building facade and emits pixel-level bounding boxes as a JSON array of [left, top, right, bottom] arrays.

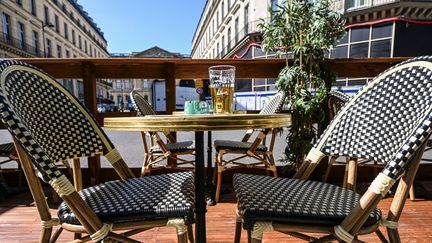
[[332, 0, 432, 93], [109, 46, 189, 112], [191, 0, 278, 93], [192, 0, 432, 94], [0, 0, 111, 101]]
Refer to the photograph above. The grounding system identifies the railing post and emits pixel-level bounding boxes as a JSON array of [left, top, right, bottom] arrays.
[[165, 61, 176, 114], [82, 61, 100, 185], [165, 62, 177, 167]]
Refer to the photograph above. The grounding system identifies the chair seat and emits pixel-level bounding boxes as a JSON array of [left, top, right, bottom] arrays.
[[214, 140, 268, 152], [150, 141, 195, 153], [58, 172, 195, 225], [233, 174, 381, 230], [0, 142, 14, 157]]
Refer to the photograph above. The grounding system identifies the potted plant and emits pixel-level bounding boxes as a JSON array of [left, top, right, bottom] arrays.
[[259, 0, 346, 172]]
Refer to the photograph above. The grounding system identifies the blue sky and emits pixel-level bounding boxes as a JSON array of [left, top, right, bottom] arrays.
[[78, 0, 207, 55]]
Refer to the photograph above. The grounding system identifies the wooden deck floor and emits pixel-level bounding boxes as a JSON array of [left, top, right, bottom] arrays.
[[1, 191, 432, 242]]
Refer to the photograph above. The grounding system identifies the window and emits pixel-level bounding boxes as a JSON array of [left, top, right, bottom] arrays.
[[221, 36, 225, 55], [144, 95, 149, 101], [54, 15, 59, 32], [64, 80, 74, 93], [78, 81, 84, 100], [346, 0, 367, 11], [62, 3, 66, 13], [217, 42, 220, 58], [16, 0, 22, 6], [17, 22, 25, 49], [235, 79, 252, 92], [350, 27, 369, 42], [227, 27, 231, 50], [65, 49, 70, 58], [72, 29, 76, 44], [2, 13, 11, 41], [244, 4, 249, 29], [143, 79, 148, 88], [78, 35, 82, 49], [222, 1, 225, 17], [32, 31, 39, 55], [227, 0, 231, 8], [29, 0, 36, 15], [331, 46, 348, 58], [46, 38, 52, 57], [124, 80, 131, 89], [372, 23, 392, 39], [117, 95, 123, 106], [57, 45, 62, 58], [44, 5, 49, 24], [235, 18, 239, 43], [370, 40, 391, 57], [116, 80, 122, 89], [84, 40, 87, 54], [64, 23, 68, 39], [350, 43, 368, 58], [217, 11, 219, 27]]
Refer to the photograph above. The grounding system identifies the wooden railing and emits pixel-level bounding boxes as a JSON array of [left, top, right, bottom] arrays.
[[19, 57, 408, 120], [9, 57, 415, 183]]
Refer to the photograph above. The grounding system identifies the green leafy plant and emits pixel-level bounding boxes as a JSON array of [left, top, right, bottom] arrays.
[[259, 0, 345, 171]]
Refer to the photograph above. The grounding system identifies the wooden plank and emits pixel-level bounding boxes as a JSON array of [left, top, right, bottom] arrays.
[[165, 62, 176, 114], [1, 193, 432, 242], [81, 62, 100, 186], [17, 57, 410, 79]]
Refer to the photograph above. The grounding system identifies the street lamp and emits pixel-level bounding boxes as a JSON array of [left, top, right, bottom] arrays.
[[42, 22, 54, 58]]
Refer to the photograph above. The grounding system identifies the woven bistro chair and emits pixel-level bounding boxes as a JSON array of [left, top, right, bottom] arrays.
[[233, 56, 432, 242], [323, 90, 417, 200], [213, 91, 285, 202], [0, 60, 195, 243], [130, 90, 195, 176], [0, 142, 23, 187]]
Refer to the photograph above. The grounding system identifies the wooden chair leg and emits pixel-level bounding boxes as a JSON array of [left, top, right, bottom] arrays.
[[177, 231, 188, 243], [234, 213, 242, 243], [388, 228, 400, 243], [51, 227, 63, 243], [251, 238, 262, 243], [323, 157, 336, 182], [375, 229, 389, 243], [215, 169, 223, 202], [346, 158, 358, 191], [187, 225, 194, 243], [409, 185, 415, 201]]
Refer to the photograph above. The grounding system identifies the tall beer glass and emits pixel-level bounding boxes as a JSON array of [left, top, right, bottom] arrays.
[[208, 65, 235, 114]]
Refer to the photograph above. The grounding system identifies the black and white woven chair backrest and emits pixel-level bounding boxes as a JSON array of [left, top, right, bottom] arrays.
[[311, 56, 432, 181], [259, 91, 286, 115], [130, 90, 156, 116], [328, 90, 350, 114], [0, 60, 115, 181]]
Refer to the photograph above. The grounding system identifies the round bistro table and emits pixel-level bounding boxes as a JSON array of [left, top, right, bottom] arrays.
[[104, 113, 291, 243]]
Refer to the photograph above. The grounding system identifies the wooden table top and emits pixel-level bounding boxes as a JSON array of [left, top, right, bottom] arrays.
[[104, 113, 291, 132]]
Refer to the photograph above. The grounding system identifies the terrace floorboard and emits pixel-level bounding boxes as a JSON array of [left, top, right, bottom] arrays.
[[1, 191, 432, 242]]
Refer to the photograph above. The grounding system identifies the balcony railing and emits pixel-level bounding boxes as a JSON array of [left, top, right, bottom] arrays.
[[221, 20, 262, 58], [334, 0, 399, 13], [0, 31, 44, 57], [11, 57, 407, 181], [17, 57, 407, 118]]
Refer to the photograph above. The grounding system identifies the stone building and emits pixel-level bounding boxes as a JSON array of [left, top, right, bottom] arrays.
[[192, 0, 432, 94], [0, 0, 111, 101], [109, 46, 187, 112]]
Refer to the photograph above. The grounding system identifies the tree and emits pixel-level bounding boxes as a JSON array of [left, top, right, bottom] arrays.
[[259, 0, 345, 170]]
